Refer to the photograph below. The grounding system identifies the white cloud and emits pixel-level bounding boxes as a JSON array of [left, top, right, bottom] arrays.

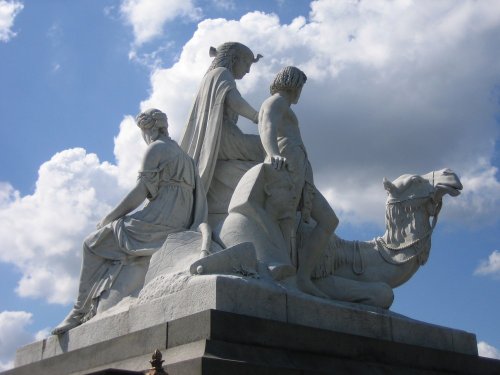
[[0, 143, 141, 304], [120, 0, 202, 46], [443, 161, 500, 227], [113, 115, 147, 187], [0, 311, 48, 371], [475, 250, 500, 279], [0, 0, 23, 42], [0, 113, 145, 304], [478, 341, 500, 359]]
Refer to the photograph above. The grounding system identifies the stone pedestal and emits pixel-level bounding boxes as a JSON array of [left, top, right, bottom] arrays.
[[4, 275, 500, 374]]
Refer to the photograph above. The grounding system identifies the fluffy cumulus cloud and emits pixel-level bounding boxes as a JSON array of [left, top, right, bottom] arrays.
[[478, 341, 500, 359], [142, 0, 500, 226], [0, 118, 143, 304], [0, 0, 23, 42], [0, 311, 48, 370], [120, 0, 201, 46], [475, 250, 500, 279]]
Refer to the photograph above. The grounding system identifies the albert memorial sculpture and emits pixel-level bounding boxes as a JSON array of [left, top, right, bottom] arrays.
[[52, 44, 464, 335], [49, 42, 462, 334], [13, 41, 495, 375]]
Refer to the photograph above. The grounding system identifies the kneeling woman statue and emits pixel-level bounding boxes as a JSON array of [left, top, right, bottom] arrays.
[[52, 108, 207, 335]]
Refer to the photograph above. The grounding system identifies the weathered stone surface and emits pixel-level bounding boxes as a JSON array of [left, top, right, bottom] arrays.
[[12, 274, 478, 373], [5, 310, 500, 375]]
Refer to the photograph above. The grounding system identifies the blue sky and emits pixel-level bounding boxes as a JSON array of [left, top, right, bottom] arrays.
[[0, 0, 499, 369]]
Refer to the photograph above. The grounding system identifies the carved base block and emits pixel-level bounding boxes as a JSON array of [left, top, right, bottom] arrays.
[[5, 309, 500, 375], [4, 275, 498, 374]]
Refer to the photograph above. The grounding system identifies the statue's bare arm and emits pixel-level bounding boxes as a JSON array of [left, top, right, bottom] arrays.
[[259, 96, 287, 169], [96, 142, 164, 228], [225, 88, 259, 124]]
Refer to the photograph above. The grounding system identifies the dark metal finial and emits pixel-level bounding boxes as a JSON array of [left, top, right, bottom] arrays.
[[147, 349, 167, 375]]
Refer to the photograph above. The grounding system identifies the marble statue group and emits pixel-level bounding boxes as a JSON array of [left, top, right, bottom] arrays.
[[52, 42, 463, 335]]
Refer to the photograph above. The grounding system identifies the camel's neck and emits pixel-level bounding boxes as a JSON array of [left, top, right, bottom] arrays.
[[383, 200, 433, 249]]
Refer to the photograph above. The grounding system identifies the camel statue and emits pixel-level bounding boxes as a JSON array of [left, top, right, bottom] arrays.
[[303, 168, 463, 308]]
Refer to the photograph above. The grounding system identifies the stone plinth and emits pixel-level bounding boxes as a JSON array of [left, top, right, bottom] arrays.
[[4, 275, 498, 375]]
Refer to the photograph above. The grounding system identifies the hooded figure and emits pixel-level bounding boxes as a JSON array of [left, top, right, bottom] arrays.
[[181, 42, 264, 227]]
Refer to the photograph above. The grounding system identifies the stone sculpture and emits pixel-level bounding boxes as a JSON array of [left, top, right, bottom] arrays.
[[51, 109, 207, 335], [131, 65, 463, 309], [180, 42, 265, 228], [48, 54, 464, 335], [218, 164, 461, 308], [217, 163, 298, 281], [305, 168, 463, 306], [258, 66, 339, 298]]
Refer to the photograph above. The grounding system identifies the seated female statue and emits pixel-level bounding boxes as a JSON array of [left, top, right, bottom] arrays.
[[52, 108, 207, 335]]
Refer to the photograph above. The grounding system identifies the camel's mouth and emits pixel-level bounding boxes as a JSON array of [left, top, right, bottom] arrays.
[[435, 183, 462, 197]]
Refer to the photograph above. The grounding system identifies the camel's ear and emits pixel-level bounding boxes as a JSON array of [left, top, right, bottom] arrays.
[[383, 177, 396, 194], [209, 46, 217, 57]]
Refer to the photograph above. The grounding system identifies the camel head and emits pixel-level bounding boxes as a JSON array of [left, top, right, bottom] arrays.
[[381, 169, 462, 251], [383, 168, 462, 204]]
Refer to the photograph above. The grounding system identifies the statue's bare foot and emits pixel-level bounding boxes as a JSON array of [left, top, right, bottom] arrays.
[[51, 309, 83, 335], [296, 276, 328, 299]]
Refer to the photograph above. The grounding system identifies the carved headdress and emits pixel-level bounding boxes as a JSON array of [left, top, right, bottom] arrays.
[[207, 42, 262, 73]]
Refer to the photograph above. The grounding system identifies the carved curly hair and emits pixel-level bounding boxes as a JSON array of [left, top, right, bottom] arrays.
[[135, 108, 168, 135], [270, 66, 307, 95]]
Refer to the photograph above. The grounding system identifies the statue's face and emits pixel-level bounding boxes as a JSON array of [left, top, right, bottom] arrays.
[[266, 180, 297, 220], [232, 54, 253, 79], [292, 85, 303, 104]]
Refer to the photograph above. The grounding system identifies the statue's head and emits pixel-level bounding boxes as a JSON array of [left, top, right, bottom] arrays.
[[263, 169, 297, 220], [270, 66, 307, 104], [135, 108, 168, 144], [207, 42, 262, 79]]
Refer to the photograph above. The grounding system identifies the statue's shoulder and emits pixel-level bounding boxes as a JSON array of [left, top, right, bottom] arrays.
[[145, 138, 184, 163], [261, 94, 288, 113], [207, 67, 235, 85], [210, 66, 231, 76]]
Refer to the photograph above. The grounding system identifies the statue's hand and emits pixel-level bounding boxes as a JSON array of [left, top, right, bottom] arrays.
[[270, 155, 286, 170], [96, 216, 110, 230], [252, 112, 259, 124]]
